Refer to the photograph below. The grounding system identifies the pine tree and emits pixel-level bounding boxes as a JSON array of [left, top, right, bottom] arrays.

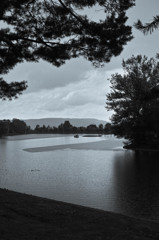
[[0, 0, 135, 99]]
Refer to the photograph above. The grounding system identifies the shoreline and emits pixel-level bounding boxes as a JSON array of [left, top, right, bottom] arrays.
[[2, 133, 159, 152], [1, 188, 159, 239], [124, 145, 159, 152]]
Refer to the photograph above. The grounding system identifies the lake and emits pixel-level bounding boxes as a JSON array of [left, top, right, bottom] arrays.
[[1, 134, 159, 220]]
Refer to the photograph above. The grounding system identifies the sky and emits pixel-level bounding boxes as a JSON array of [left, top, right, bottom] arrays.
[[0, 0, 159, 121]]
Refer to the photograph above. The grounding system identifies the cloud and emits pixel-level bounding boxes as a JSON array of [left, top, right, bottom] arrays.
[[0, 68, 123, 121], [4, 58, 94, 93]]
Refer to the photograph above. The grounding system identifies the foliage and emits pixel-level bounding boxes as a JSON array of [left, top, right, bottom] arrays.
[[106, 55, 159, 147], [0, 118, 30, 136], [0, 120, 10, 136], [135, 15, 159, 35], [87, 124, 98, 133], [9, 118, 28, 134], [0, 118, 112, 136], [0, 78, 27, 100], [0, 0, 135, 99], [32, 121, 110, 134]]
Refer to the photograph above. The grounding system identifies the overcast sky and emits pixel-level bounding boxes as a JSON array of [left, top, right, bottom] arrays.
[[0, 0, 159, 121]]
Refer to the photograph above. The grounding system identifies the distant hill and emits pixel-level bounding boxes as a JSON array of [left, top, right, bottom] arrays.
[[23, 118, 106, 130]]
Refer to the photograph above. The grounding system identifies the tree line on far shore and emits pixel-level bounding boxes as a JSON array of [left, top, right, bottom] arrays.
[[0, 119, 112, 137]]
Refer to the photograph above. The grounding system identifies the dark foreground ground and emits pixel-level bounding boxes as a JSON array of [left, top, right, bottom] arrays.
[[1, 188, 159, 240]]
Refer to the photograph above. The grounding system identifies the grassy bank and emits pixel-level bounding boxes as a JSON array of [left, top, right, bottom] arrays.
[[0, 189, 159, 239]]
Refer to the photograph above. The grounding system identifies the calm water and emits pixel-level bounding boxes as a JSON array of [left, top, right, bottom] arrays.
[[1, 134, 159, 220]]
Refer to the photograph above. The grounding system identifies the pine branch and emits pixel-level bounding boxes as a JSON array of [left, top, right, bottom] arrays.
[[134, 15, 159, 35], [58, 0, 89, 31], [0, 78, 27, 100]]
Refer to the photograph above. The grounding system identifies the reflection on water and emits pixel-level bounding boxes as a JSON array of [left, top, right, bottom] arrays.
[[113, 151, 159, 219], [1, 134, 159, 220]]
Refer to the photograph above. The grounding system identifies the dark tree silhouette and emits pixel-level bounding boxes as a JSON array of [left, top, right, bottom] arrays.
[[9, 118, 27, 134], [0, 118, 30, 136], [104, 122, 112, 134], [0, 78, 27, 100], [135, 15, 159, 35], [0, 120, 10, 136], [87, 124, 98, 133], [106, 55, 159, 148], [63, 121, 73, 133], [0, 0, 135, 99]]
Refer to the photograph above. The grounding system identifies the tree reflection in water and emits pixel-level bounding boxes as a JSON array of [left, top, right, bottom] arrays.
[[113, 150, 159, 220]]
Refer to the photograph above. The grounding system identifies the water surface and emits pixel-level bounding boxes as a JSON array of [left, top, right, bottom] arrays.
[[1, 134, 159, 220]]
